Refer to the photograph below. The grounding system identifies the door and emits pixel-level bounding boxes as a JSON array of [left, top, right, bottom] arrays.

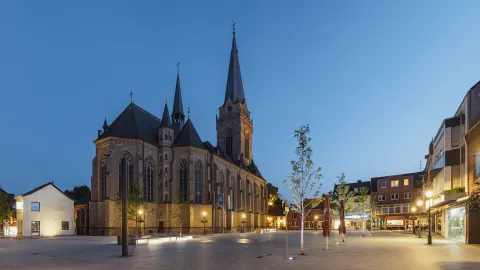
[[31, 221, 40, 237], [158, 221, 164, 233]]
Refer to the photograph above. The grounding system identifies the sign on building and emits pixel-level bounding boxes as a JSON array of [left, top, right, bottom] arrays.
[[218, 193, 224, 208]]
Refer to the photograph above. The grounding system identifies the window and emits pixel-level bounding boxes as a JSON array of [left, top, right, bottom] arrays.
[[225, 128, 233, 155], [378, 194, 386, 201], [404, 192, 412, 199], [404, 179, 409, 186], [354, 188, 359, 193], [389, 205, 394, 214], [164, 167, 168, 173], [403, 204, 409, 213], [395, 205, 401, 213], [293, 213, 297, 219], [382, 206, 388, 214], [164, 193, 168, 202], [194, 161, 203, 203], [245, 130, 250, 158], [164, 181, 168, 187], [391, 193, 399, 200], [381, 181, 386, 188], [143, 157, 154, 202], [62, 221, 69, 231], [31, 202, 40, 212], [100, 159, 107, 200], [164, 154, 168, 160], [417, 191, 423, 198], [229, 176, 235, 209], [119, 151, 134, 195], [240, 180, 244, 210], [391, 180, 399, 187], [292, 221, 299, 227], [179, 159, 188, 202]]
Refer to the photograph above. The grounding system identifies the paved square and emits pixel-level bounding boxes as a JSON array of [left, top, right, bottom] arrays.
[[1, 231, 479, 270]]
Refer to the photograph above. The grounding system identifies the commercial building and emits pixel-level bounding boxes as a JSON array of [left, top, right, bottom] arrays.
[[425, 81, 480, 243], [15, 182, 75, 238], [332, 180, 372, 231], [286, 199, 324, 231], [371, 172, 425, 230]]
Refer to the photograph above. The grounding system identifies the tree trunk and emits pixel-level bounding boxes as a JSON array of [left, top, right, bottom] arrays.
[[300, 218, 305, 255]]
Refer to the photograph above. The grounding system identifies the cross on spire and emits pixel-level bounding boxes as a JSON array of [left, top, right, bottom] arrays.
[[176, 62, 180, 73], [187, 107, 191, 119], [232, 20, 236, 34], [129, 90, 134, 103]]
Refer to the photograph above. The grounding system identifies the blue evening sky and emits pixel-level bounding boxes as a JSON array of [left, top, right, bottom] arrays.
[[1, 1, 479, 200]]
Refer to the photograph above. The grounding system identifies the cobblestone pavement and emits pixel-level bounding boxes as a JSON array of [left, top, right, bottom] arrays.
[[1, 231, 479, 270]]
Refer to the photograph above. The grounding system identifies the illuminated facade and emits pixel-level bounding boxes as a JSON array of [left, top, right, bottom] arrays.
[[89, 29, 268, 236], [15, 182, 75, 238]]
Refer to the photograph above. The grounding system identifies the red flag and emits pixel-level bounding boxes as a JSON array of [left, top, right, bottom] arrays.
[[323, 194, 331, 237]]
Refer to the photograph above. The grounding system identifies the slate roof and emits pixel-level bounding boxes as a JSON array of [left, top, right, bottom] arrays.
[[223, 31, 245, 106], [22, 182, 75, 201], [159, 103, 172, 128], [97, 103, 162, 145], [173, 119, 205, 149]]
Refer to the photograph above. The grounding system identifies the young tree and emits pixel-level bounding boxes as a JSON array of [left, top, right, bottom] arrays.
[[114, 185, 146, 234], [283, 124, 322, 255], [332, 173, 354, 216], [351, 186, 370, 236]]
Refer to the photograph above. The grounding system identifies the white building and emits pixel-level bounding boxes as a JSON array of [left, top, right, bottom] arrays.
[[15, 182, 74, 237]]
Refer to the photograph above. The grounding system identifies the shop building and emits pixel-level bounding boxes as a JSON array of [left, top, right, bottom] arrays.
[[332, 180, 372, 231], [371, 172, 425, 230], [286, 199, 324, 231]]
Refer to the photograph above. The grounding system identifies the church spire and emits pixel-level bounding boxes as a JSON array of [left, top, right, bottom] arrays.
[[172, 65, 185, 134], [159, 102, 172, 128], [224, 23, 245, 105]]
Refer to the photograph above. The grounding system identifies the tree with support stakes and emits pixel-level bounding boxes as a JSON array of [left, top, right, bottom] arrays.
[[283, 124, 322, 255]]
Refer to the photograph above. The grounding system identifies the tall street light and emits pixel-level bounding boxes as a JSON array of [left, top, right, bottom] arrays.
[[138, 209, 144, 235], [241, 214, 246, 233], [426, 190, 433, 244], [416, 200, 423, 238], [201, 212, 208, 235], [411, 207, 417, 234]]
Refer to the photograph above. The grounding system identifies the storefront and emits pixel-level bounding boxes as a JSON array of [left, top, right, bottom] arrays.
[[446, 204, 466, 243]]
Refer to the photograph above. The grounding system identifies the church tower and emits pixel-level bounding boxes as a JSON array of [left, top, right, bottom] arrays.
[[171, 71, 185, 136], [216, 27, 253, 165]]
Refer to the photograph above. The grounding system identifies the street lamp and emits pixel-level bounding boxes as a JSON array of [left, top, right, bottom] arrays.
[[138, 209, 144, 235], [417, 200, 423, 238], [241, 214, 247, 233], [426, 190, 433, 244], [314, 215, 319, 232], [411, 207, 417, 234], [201, 212, 208, 235]]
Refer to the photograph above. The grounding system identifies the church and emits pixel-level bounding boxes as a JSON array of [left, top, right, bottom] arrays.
[[89, 29, 268, 236]]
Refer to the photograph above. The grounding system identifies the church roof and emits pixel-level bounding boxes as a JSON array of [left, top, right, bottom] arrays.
[[173, 119, 205, 149], [223, 31, 245, 106], [159, 103, 172, 128], [97, 103, 162, 145]]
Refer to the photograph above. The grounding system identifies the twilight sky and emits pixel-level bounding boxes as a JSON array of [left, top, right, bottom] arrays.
[[1, 1, 479, 201]]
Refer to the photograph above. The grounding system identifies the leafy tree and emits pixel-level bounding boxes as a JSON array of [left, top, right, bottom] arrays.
[[0, 192, 13, 224], [114, 185, 146, 233], [64, 185, 90, 201], [283, 124, 322, 255], [331, 173, 354, 218], [467, 183, 480, 212], [351, 186, 370, 236]]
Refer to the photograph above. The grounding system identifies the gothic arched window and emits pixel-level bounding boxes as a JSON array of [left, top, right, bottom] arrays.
[[230, 176, 235, 210], [179, 159, 188, 202], [244, 130, 250, 159], [240, 179, 244, 210], [119, 151, 134, 196], [143, 156, 154, 202], [218, 171, 224, 194], [100, 159, 107, 200], [195, 161, 203, 203], [225, 128, 233, 155]]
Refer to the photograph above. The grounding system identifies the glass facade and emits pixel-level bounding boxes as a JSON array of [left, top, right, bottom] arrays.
[[446, 206, 466, 243]]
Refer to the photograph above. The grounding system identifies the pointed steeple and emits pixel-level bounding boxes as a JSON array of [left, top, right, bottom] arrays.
[[102, 118, 108, 130], [172, 72, 185, 119], [159, 102, 172, 128], [224, 27, 245, 105]]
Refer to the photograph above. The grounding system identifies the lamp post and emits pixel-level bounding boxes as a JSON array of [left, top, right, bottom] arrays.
[[411, 207, 417, 234], [417, 200, 423, 238], [314, 215, 318, 232], [241, 214, 246, 233], [426, 190, 433, 245], [201, 212, 208, 235], [138, 209, 144, 235]]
